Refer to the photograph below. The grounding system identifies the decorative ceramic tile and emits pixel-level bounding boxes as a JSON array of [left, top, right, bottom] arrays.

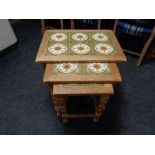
[[71, 43, 91, 54], [48, 43, 67, 55], [94, 43, 113, 54], [50, 33, 67, 42], [53, 63, 111, 75], [46, 32, 116, 56], [72, 33, 88, 41], [56, 63, 78, 74], [86, 63, 109, 73], [92, 33, 109, 42]]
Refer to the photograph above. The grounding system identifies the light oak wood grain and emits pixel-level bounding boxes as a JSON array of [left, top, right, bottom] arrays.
[[53, 84, 114, 96]]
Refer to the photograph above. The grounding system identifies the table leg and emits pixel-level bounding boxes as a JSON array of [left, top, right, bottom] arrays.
[[93, 95, 109, 122], [58, 96, 68, 123], [53, 96, 61, 117]]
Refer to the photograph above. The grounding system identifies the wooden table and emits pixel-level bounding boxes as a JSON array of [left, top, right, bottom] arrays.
[[36, 29, 127, 122], [36, 30, 126, 63]]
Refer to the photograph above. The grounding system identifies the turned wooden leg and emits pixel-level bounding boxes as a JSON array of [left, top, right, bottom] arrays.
[[58, 96, 68, 123], [52, 96, 61, 117], [93, 95, 109, 122]]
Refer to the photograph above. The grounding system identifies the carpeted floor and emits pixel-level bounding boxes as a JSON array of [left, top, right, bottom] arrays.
[[0, 19, 155, 135]]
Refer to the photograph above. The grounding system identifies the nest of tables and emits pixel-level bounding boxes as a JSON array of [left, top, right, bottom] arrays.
[[36, 30, 127, 122]]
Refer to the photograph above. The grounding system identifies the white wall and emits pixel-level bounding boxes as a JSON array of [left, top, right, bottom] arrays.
[[0, 19, 17, 51]]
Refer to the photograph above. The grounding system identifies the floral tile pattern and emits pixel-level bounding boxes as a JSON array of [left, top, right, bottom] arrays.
[[48, 43, 67, 55], [46, 32, 116, 56], [51, 33, 67, 42], [94, 43, 113, 54], [92, 33, 109, 42], [56, 63, 78, 74], [72, 33, 88, 41], [86, 63, 109, 73], [53, 63, 111, 74], [72, 43, 90, 54]]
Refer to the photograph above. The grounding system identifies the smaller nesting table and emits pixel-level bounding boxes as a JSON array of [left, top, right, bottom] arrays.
[[52, 84, 113, 122]]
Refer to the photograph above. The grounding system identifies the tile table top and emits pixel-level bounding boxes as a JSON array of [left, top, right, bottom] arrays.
[[36, 30, 127, 63], [43, 63, 122, 84]]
